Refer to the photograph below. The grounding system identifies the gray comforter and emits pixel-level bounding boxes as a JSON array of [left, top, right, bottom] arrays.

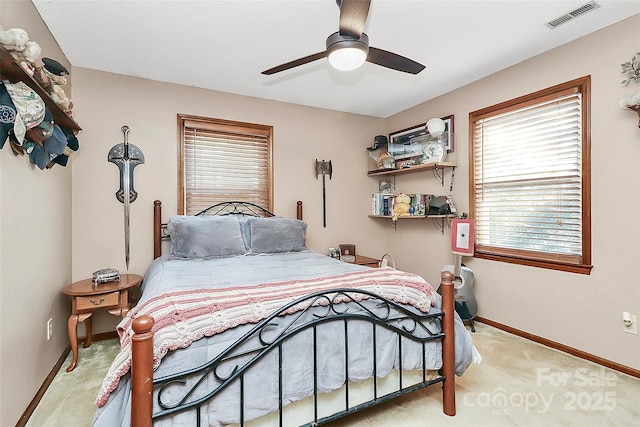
[[93, 250, 474, 426]]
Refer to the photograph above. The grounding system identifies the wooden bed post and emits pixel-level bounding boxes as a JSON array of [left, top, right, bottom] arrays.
[[132, 315, 155, 427], [296, 200, 303, 220], [440, 270, 456, 416], [154, 200, 162, 259]]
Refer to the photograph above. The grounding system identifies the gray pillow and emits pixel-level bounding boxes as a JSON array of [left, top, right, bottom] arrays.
[[245, 217, 307, 253], [167, 215, 248, 259]]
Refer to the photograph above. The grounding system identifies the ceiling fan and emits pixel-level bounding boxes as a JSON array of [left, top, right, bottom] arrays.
[[261, 0, 425, 75]]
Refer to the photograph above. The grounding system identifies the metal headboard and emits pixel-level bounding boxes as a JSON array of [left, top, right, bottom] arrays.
[[153, 200, 303, 259], [194, 201, 275, 218]]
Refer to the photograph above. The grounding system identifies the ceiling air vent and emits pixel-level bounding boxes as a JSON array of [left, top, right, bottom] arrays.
[[546, 1, 600, 29]]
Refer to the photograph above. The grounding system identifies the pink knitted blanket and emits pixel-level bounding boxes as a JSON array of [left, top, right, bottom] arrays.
[[96, 267, 436, 406]]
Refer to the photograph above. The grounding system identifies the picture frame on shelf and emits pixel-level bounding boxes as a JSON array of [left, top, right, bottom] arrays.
[[389, 123, 426, 146], [388, 114, 455, 158], [388, 123, 428, 162]]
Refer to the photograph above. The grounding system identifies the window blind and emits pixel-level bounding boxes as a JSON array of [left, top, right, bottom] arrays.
[[180, 117, 272, 215], [472, 91, 583, 263]]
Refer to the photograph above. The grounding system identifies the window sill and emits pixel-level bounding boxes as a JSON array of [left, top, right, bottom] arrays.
[[474, 251, 593, 275]]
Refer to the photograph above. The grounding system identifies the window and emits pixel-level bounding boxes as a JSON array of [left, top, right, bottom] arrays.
[[178, 114, 273, 215], [469, 76, 592, 274]]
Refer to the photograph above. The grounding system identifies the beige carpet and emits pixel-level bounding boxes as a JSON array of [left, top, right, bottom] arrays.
[[25, 323, 640, 426], [25, 339, 120, 427]]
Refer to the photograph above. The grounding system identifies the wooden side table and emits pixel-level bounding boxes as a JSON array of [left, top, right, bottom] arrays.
[[346, 255, 380, 268], [63, 274, 143, 372]]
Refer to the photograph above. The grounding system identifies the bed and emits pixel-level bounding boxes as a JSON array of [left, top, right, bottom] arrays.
[[93, 200, 475, 427]]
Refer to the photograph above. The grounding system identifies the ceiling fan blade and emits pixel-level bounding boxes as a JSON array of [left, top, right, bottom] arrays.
[[338, 0, 371, 38], [367, 46, 425, 75], [261, 51, 327, 75]]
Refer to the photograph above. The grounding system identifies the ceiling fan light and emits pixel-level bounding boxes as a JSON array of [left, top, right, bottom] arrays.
[[326, 32, 369, 72], [328, 46, 367, 71]]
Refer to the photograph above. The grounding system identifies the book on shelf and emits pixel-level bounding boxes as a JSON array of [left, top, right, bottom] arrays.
[[371, 193, 434, 217], [371, 193, 396, 216]]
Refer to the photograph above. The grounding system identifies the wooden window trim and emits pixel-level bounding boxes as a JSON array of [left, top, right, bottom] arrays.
[[469, 76, 592, 274], [177, 114, 273, 215]]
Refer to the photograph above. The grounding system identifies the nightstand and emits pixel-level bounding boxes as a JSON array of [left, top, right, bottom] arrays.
[[345, 255, 380, 268], [63, 274, 143, 372]]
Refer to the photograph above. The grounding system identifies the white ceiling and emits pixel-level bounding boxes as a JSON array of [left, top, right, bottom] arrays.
[[33, 0, 640, 118]]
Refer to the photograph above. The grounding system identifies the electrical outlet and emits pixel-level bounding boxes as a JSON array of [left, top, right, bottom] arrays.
[[622, 313, 638, 335], [47, 318, 53, 341]]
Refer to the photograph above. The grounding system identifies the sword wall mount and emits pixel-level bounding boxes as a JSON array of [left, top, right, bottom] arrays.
[[108, 126, 145, 203], [108, 126, 144, 270]]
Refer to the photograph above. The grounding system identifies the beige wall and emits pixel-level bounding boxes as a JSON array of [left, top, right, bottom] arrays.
[[385, 15, 640, 371], [68, 69, 388, 336], [1, 1, 74, 426], [2, 2, 639, 425]]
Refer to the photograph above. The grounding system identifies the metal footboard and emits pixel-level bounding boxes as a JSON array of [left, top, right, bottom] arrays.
[[131, 274, 457, 427]]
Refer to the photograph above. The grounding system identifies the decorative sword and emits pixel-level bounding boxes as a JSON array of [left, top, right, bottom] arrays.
[[108, 126, 144, 270], [122, 126, 131, 270]]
